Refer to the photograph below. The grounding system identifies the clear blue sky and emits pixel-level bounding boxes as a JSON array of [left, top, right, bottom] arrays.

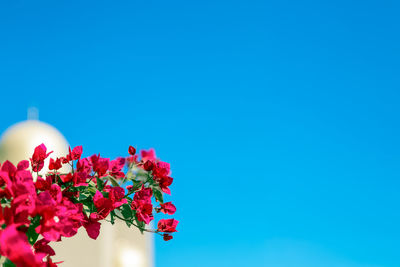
[[1, 1, 400, 266]]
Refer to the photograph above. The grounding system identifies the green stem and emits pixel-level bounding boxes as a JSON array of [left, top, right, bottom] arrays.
[[112, 213, 161, 235]]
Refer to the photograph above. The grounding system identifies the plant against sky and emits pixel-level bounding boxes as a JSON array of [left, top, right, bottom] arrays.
[[0, 144, 178, 266]]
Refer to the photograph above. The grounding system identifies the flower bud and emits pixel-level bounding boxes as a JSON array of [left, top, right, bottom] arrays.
[[128, 146, 136, 156], [163, 234, 173, 241], [144, 160, 154, 171]]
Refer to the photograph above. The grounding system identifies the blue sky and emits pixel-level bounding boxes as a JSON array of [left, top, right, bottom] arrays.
[[1, 0, 400, 266]]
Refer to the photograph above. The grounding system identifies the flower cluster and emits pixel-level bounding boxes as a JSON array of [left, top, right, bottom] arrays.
[[0, 144, 178, 267]]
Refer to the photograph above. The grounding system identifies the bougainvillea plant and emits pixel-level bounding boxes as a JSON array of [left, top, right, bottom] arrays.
[[0, 144, 178, 267]]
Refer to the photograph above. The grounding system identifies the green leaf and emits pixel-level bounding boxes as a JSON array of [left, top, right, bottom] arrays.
[[124, 196, 133, 205], [131, 180, 142, 190], [137, 174, 148, 183], [152, 185, 164, 204], [81, 198, 96, 214], [4, 258, 16, 267], [125, 171, 134, 180], [87, 186, 97, 195], [120, 204, 133, 228], [138, 221, 145, 234], [83, 207, 91, 217], [106, 176, 119, 187], [121, 204, 133, 220], [133, 211, 146, 234], [78, 192, 90, 201], [96, 177, 105, 191], [110, 211, 115, 225], [27, 216, 41, 245]]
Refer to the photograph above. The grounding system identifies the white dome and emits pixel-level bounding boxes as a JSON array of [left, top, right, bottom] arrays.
[[0, 120, 70, 174]]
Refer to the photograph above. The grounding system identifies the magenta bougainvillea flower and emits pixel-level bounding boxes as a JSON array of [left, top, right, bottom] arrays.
[[0, 144, 178, 266], [159, 202, 177, 215], [0, 224, 44, 267], [48, 158, 62, 171], [157, 218, 179, 233], [141, 148, 156, 162], [34, 238, 55, 257], [108, 186, 127, 208], [30, 144, 53, 172], [143, 160, 154, 171], [70, 145, 83, 160], [109, 157, 126, 178], [92, 190, 114, 220], [90, 154, 110, 177]]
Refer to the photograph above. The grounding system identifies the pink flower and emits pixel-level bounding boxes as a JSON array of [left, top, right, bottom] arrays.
[[35, 175, 53, 191], [2, 205, 30, 226], [84, 220, 101, 240], [0, 167, 12, 188], [126, 155, 139, 165], [130, 186, 154, 224], [90, 154, 109, 177], [35, 192, 84, 241], [1, 160, 17, 182], [159, 202, 176, 215], [158, 176, 173, 195], [60, 173, 73, 183], [152, 161, 171, 178], [0, 144, 178, 264], [109, 157, 126, 179], [83, 214, 101, 240], [133, 186, 152, 204], [62, 146, 83, 163], [76, 158, 92, 173], [151, 161, 173, 194], [11, 170, 36, 198], [12, 193, 36, 215], [144, 160, 154, 171], [17, 160, 30, 170], [92, 191, 113, 220], [30, 144, 53, 172], [35, 191, 57, 213], [34, 238, 55, 257], [49, 184, 62, 203], [141, 149, 157, 162], [132, 201, 153, 224], [0, 206, 4, 225], [44, 256, 63, 267], [0, 225, 43, 267], [49, 158, 62, 171], [108, 186, 127, 208], [72, 171, 89, 187], [157, 219, 179, 233], [91, 187, 127, 221], [71, 146, 83, 160]]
